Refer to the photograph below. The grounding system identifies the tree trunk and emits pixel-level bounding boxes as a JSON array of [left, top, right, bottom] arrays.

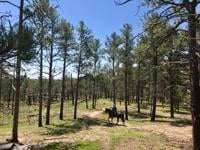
[[0, 65, 2, 109], [85, 77, 88, 109], [92, 76, 96, 109], [38, 42, 43, 127], [151, 50, 158, 122], [112, 59, 116, 105], [46, 27, 54, 125], [168, 52, 174, 118], [188, 3, 200, 149], [136, 61, 141, 113], [125, 59, 128, 120], [148, 66, 151, 105], [11, 0, 24, 142], [74, 53, 81, 119], [60, 49, 67, 120], [71, 73, 74, 105]]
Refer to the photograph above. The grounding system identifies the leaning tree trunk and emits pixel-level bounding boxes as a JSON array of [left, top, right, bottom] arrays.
[[60, 49, 67, 120], [151, 50, 158, 122], [38, 42, 43, 127], [11, 0, 24, 143], [188, 3, 200, 149]]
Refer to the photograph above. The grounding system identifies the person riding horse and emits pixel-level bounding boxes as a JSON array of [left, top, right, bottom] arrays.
[[105, 106, 125, 125], [112, 105, 118, 117]]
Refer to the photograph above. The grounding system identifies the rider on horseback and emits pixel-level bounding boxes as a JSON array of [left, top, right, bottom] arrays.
[[112, 104, 118, 117]]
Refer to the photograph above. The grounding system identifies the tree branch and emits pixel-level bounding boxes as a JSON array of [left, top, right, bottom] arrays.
[[0, 0, 19, 8]]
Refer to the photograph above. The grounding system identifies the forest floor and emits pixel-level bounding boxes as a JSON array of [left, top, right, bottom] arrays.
[[0, 99, 192, 150]]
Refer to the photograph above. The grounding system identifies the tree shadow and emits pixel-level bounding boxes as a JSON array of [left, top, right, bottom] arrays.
[[44, 116, 107, 136], [0, 142, 29, 150], [176, 111, 191, 115], [127, 112, 150, 119], [30, 142, 75, 150], [148, 118, 192, 127], [170, 118, 192, 127], [106, 122, 126, 127], [128, 111, 171, 120], [162, 109, 190, 115]]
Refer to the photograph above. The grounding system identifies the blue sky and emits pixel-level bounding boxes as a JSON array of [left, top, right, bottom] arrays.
[[58, 0, 148, 44], [1, 0, 148, 78], [1, 0, 148, 44]]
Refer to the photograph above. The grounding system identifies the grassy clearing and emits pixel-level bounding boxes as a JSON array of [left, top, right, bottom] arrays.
[[0, 99, 192, 149]]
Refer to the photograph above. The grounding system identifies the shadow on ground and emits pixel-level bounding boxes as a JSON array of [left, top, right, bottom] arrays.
[[162, 109, 190, 115], [170, 118, 192, 127], [0, 142, 29, 150], [128, 112, 150, 119], [128, 111, 171, 120], [31, 140, 100, 150], [44, 116, 107, 136]]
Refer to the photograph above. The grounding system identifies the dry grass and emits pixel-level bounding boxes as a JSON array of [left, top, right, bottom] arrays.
[[0, 99, 192, 150]]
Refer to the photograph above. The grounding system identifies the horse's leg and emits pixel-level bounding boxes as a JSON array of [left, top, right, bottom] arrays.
[[117, 116, 119, 125], [122, 115, 125, 125], [108, 116, 110, 124]]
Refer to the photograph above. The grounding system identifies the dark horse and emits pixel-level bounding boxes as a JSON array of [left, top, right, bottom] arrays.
[[105, 108, 125, 125]]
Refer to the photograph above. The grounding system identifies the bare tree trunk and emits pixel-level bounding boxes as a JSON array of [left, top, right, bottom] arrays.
[[0, 65, 2, 109], [85, 76, 88, 109], [38, 42, 43, 127], [112, 59, 116, 105], [71, 73, 74, 105], [46, 27, 54, 125], [140, 83, 144, 104], [11, 0, 24, 142], [168, 52, 174, 118], [188, 3, 200, 149], [92, 63, 97, 109], [148, 66, 151, 105], [74, 53, 81, 119], [92, 77, 96, 109], [60, 49, 67, 120], [151, 50, 158, 122], [125, 59, 128, 120], [136, 61, 141, 113]]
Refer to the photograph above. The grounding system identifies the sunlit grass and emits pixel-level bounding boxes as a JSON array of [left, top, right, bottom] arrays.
[[0, 98, 191, 149]]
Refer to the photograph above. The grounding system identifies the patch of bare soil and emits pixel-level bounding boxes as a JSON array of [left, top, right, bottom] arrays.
[[31, 110, 108, 149], [1, 110, 192, 150], [127, 123, 192, 149], [83, 110, 103, 118], [82, 110, 110, 150], [114, 138, 169, 150]]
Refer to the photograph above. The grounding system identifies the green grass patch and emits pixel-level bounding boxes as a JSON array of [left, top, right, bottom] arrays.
[[33, 140, 101, 150], [76, 140, 101, 150], [39, 142, 67, 150]]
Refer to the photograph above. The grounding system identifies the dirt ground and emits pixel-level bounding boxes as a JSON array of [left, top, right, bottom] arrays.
[[0, 110, 192, 150], [81, 110, 192, 149]]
